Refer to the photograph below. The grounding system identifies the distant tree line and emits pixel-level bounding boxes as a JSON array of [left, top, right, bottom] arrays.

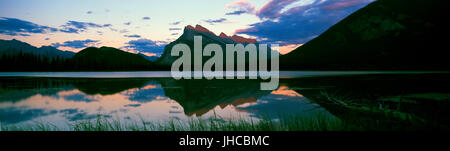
[[0, 51, 71, 71], [0, 50, 169, 71]]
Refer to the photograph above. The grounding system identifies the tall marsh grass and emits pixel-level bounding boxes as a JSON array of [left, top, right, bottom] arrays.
[[0, 113, 351, 131]]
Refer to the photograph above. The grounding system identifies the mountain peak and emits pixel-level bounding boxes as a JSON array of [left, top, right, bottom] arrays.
[[219, 32, 228, 38], [185, 24, 216, 36], [183, 25, 256, 43], [230, 35, 256, 44], [219, 32, 256, 44], [6, 39, 27, 44], [185, 25, 195, 30], [0, 38, 75, 59]]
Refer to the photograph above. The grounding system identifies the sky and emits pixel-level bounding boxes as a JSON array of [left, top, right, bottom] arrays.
[[0, 0, 374, 56]]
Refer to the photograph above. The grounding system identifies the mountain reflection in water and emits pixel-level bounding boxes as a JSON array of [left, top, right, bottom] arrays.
[[1, 73, 450, 130], [0, 77, 327, 128]]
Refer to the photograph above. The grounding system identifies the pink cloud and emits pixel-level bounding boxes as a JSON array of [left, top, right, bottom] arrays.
[[225, 0, 256, 15], [234, 28, 258, 34], [226, 0, 253, 9], [256, 0, 299, 19]]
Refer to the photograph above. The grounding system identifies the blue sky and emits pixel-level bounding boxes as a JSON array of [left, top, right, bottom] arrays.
[[0, 0, 374, 56]]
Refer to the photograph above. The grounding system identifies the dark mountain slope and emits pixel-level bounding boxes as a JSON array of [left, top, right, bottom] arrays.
[[281, 0, 450, 70], [0, 39, 75, 59], [71, 46, 153, 70]]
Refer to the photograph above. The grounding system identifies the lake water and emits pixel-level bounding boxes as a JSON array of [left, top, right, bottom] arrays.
[[1, 71, 450, 130]]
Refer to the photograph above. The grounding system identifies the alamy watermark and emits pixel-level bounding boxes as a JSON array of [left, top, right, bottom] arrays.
[[170, 36, 279, 90]]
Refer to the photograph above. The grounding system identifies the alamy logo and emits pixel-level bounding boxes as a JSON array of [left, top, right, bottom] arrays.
[[170, 36, 279, 90]]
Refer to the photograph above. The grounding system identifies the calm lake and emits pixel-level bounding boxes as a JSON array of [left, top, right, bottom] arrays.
[[1, 71, 450, 130]]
